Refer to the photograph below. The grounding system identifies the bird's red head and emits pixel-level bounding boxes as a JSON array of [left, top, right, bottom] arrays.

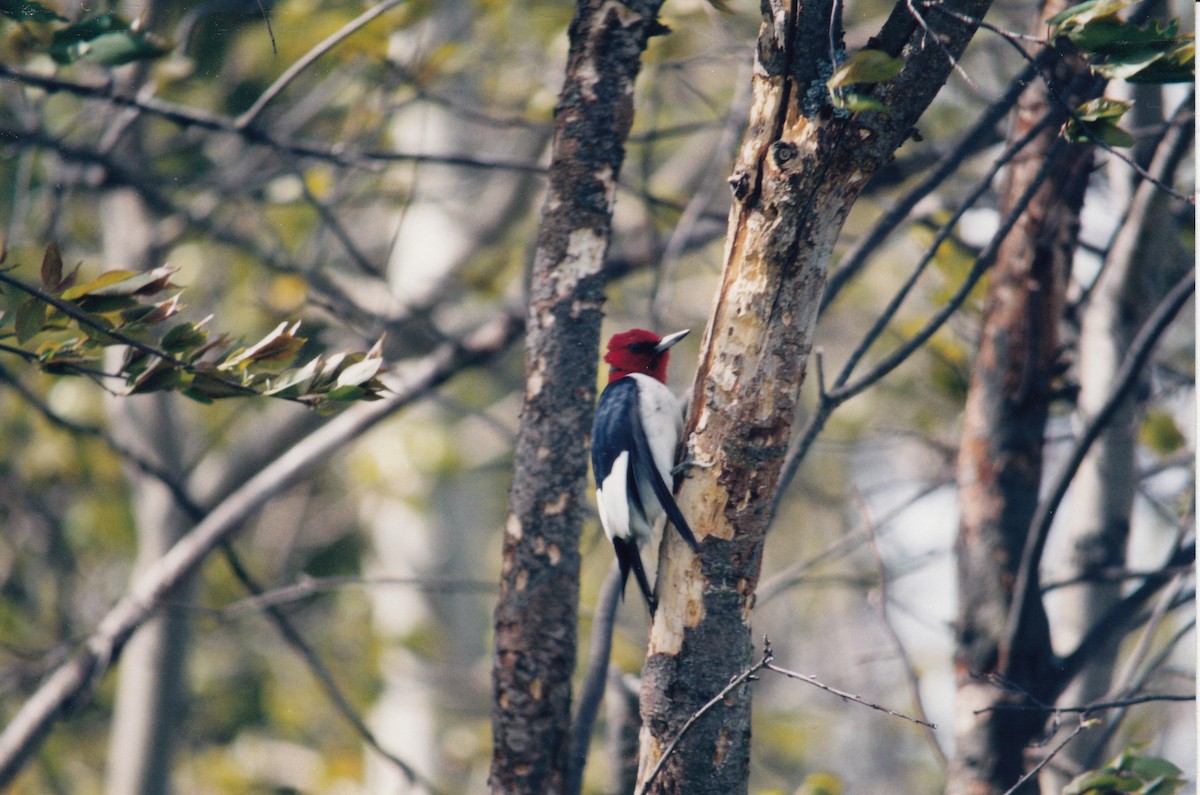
[[603, 328, 689, 384]]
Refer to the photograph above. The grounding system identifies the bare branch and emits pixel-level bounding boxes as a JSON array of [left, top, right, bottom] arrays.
[[763, 660, 937, 729], [212, 574, 496, 618], [759, 479, 948, 604], [1055, 542, 1194, 691], [236, 0, 408, 129], [977, 692, 1195, 715], [773, 131, 1068, 519], [0, 64, 546, 175], [218, 544, 442, 793], [1007, 270, 1196, 661], [820, 52, 1043, 311]]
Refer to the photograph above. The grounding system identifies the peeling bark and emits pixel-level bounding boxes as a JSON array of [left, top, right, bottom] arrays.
[[489, 0, 667, 791], [947, 4, 1101, 793], [634, 0, 994, 790]]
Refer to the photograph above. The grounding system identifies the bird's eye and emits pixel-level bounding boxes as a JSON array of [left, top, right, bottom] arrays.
[[628, 341, 656, 354]]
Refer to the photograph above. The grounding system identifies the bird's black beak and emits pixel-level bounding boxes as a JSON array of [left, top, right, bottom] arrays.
[[655, 329, 690, 352]]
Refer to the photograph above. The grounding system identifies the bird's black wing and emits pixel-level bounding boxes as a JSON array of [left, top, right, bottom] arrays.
[[626, 386, 701, 552]]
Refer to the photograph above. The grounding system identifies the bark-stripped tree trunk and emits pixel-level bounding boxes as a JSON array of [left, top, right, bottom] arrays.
[[635, 0, 993, 790], [948, 4, 1100, 792], [1041, 99, 1194, 792], [489, 0, 667, 790]]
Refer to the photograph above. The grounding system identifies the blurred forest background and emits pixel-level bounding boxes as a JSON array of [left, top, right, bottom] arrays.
[[0, 0, 1193, 793]]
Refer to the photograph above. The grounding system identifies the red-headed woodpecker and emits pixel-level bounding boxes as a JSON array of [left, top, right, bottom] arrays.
[[591, 328, 699, 615]]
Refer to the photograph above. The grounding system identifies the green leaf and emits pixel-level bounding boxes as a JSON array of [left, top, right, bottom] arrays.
[[1140, 777, 1185, 795], [335, 356, 383, 389], [86, 265, 176, 297], [61, 269, 140, 300], [1063, 769, 1141, 794], [827, 49, 905, 90], [327, 384, 366, 401], [1076, 97, 1134, 122], [1065, 118, 1136, 147], [40, 242, 62, 290], [128, 361, 183, 394], [116, 294, 182, 327], [161, 320, 208, 353], [223, 321, 306, 368], [835, 93, 888, 112], [1140, 409, 1186, 453], [187, 371, 250, 399], [1065, 98, 1136, 147], [1125, 42, 1195, 83], [0, 0, 65, 22], [49, 13, 167, 66], [1047, 0, 1132, 29], [1124, 754, 1183, 780], [264, 357, 321, 398], [15, 297, 46, 343]]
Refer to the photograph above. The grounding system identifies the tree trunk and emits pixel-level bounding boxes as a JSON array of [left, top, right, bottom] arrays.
[[489, 0, 667, 790], [947, 4, 1100, 793], [100, 188, 193, 795], [635, 0, 994, 790], [1041, 96, 1194, 792]]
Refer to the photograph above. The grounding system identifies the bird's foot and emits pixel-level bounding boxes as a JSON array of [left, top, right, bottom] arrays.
[[672, 457, 714, 478]]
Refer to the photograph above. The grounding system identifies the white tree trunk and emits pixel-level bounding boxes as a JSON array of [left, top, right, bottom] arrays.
[[1042, 93, 1191, 790], [101, 189, 193, 795]]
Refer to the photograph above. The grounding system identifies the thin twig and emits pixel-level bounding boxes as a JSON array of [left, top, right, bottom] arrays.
[[764, 660, 937, 729], [635, 640, 774, 795], [859, 492, 947, 765], [759, 479, 947, 604], [213, 574, 496, 617], [999, 718, 1093, 795], [237, 0, 408, 129], [254, 0, 277, 55], [1083, 616, 1196, 767], [650, 61, 751, 327], [924, 2, 1049, 45], [926, 2, 1196, 205], [0, 64, 546, 175], [905, 0, 981, 93], [977, 692, 1195, 715]]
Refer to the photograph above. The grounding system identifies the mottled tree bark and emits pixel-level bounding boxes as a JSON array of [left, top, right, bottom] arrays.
[[947, 4, 1100, 793], [635, 0, 994, 791], [488, 0, 667, 791]]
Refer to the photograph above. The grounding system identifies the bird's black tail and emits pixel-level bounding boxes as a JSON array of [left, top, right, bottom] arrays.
[[612, 535, 656, 616]]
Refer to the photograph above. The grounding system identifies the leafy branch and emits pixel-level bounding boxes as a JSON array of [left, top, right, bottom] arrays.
[[0, 243, 386, 410]]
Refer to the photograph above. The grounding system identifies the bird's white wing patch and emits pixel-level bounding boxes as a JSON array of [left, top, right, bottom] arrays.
[[596, 450, 631, 542], [630, 373, 682, 491]]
